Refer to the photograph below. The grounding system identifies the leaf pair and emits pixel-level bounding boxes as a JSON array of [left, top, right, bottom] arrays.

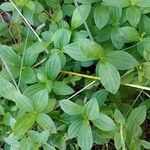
[[59, 98, 115, 150]]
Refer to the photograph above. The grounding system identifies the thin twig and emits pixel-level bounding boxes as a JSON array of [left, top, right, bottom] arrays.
[[32, 57, 47, 68], [9, 0, 42, 42], [18, 0, 37, 87], [67, 80, 96, 100], [0, 56, 20, 92]]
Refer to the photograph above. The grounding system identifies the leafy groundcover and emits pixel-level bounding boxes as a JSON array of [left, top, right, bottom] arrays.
[[0, 0, 150, 149]]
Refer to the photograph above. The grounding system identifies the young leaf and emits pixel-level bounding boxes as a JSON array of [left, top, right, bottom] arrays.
[[45, 53, 61, 81], [127, 106, 146, 125], [52, 29, 71, 49], [82, 98, 99, 120], [77, 121, 93, 150], [106, 51, 139, 70], [96, 61, 120, 94], [13, 112, 36, 137], [36, 113, 56, 133], [114, 109, 125, 124], [32, 89, 49, 112], [59, 99, 83, 115], [103, 0, 130, 8], [71, 4, 91, 29], [94, 5, 109, 30], [126, 6, 141, 27], [119, 26, 140, 42], [53, 81, 74, 95], [92, 113, 115, 131]]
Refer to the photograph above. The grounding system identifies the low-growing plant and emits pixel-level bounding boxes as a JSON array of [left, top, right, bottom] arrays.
[[0, 0, 150, 149]]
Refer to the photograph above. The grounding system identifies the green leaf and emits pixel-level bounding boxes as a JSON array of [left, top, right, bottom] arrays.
[[82, 98, 99, 120], [136, 0, 150, 7], [91, 89, 108, 106], [24, 52, 38, 66], [119, 26, 140, 42], [36, 113, 56, 133], [77, 0, 99, 3], [0, 105, 5, 115], [0, 2, 14, 11], [26, 41, 49, 54], [32, 89, 49, 112], [59, 99, 83, 115], [0, 22, 8, 36], [94, 5, 109, 30], [77, 121, 93, 150], [106, 51, 139, 70], [52, 29, 71, 49], [13, 112, 36, 137], [71, 4, 91, 29], [64, 42, 90, 61], [21, 67, 37, 84], [43, 99, 56, 113], [23, 83, 47, 99], [20, 137, 31, 150], [13, 91, 34, 112], [53, 81, 74, 95], [79, 39, 104, 60], [40, 130, 50, 144], [126, 6, 141, 27], [111, 28, 124, 49], [110, 6, 122, 23], [92, 113, 115, 131], [28, 130, 42, 143], [96, 61, 120, 94], [43, 144, 56, 150], [0, 78, 17, 100], [51, 4, 63, 22], [68, 119, 83, 139], [0, 44, 20, 65], [127, 106, 146, 125], [142, 62, 150, 80], [103, 0, 130, 7], [114, 109, 125, 124], [45, 53, 61, 80], [140, 140, 150, 149], [28, 130, 49, 144], [114, 131, 122, 150]]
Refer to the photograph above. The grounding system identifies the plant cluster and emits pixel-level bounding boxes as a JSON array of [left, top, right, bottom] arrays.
[[0, 0, 150, 150]]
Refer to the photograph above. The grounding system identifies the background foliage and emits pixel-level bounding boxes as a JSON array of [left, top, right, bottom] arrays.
[[0, 0, 150, 149]]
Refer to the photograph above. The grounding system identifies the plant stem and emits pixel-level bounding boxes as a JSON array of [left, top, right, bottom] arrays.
[[61, 70, 150, 91]]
